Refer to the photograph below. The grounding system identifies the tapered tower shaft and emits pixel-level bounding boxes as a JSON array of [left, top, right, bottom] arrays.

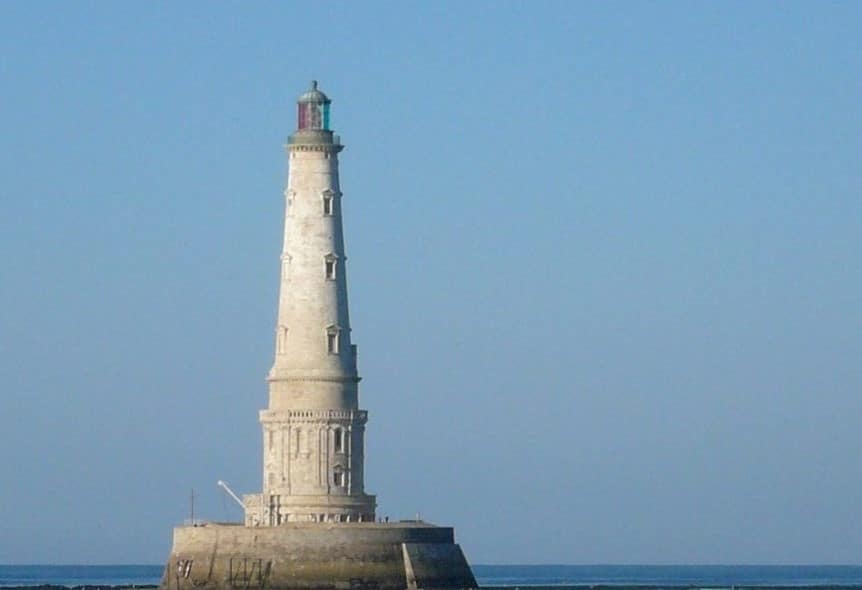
[[244, 81, 375, 526]]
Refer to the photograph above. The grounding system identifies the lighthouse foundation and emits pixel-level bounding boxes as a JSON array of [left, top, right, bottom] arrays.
[[160, 522, 477, 590]]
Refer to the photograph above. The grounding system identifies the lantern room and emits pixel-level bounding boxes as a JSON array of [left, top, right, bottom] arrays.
[[297, 80, 331, 131]]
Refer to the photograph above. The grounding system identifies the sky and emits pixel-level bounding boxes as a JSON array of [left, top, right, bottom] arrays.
[[0, 1, 860, 566]]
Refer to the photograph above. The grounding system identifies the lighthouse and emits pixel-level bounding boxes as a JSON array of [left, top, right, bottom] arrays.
[[160, 82, 476, 590], [243, 80, 375, 526]]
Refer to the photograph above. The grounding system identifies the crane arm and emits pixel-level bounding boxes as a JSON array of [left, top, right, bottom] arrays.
[[217, 480, 245, 510]]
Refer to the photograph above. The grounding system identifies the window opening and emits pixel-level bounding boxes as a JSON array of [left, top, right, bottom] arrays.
[[334, 429, 343, 453], [326, 327, 340, 354], [276, 326, 288, 354]]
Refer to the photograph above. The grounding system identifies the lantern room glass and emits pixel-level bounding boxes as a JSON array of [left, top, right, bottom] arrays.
[[298, 102, 331, 131]]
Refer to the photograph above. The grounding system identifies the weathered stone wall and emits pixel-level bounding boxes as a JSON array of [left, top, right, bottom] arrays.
[[270, 143, 357, 388], [160, 523, 476, 590], [255, 117, 375, 524]]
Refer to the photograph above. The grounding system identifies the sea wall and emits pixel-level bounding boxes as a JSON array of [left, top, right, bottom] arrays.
[[159, 522, 476, 590]]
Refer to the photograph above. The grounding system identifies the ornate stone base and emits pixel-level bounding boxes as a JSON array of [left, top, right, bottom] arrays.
[[243, 492, 376, 526], [160, 521, 477, 590]]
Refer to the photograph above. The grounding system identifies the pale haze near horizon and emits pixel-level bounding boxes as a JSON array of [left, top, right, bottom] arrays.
[[0, 2, 860, 565]]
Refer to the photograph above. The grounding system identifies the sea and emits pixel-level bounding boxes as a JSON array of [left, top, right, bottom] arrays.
[[2, 565, 862, 588]]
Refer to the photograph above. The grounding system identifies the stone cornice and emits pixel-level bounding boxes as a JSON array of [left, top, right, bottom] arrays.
[[260, 408, 368, 424], [267, 373, 361, 384], [286, 143, 343, 154]]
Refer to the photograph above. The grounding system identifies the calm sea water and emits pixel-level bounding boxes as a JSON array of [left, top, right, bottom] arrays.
[[471, 565, 862, 587], [2, 565, 862, 588]]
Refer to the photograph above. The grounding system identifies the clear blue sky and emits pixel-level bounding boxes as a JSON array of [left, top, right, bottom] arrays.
[[1, 1, 860, 565]]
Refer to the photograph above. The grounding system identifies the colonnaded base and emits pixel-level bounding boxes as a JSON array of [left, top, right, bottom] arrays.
[[160, 522, 477, 590]]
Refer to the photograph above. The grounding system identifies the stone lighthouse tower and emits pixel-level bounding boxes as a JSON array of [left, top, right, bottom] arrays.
[[160, 82, 476, 590], [244, 81, 376, 525]]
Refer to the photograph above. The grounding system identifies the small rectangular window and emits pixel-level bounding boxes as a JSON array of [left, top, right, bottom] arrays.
[[327, 331, 339, 354], [323, 196, 333, 216], [277, 326, 288, 354], [325, 259, 336, 280], [334, 429, 343, 452], [333, 472, 344, 487]]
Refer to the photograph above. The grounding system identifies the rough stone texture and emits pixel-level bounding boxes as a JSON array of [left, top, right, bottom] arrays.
[[246, 105, 374, 525], [160, 523, 477, 590], [158, 84, 476, 590]]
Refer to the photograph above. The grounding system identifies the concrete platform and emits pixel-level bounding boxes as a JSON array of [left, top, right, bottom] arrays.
[[159, 522, 477, 590]]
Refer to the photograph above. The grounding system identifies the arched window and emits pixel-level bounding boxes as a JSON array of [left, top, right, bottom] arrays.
[[322, 190, 335, 216], [326, 325, 341, 354], [324, 254, 337, 280], [276, 325, 288, 354]]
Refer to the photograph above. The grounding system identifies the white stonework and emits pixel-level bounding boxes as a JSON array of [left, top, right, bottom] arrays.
[[243, 82, 376, 526]]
